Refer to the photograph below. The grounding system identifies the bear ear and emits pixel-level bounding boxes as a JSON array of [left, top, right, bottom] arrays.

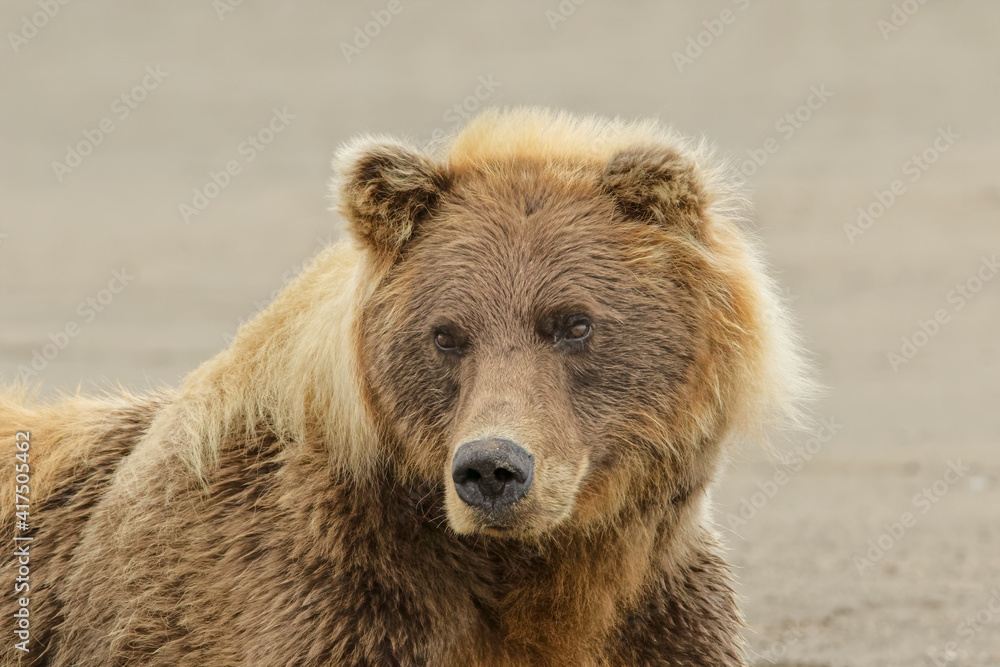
[[600, 145, 709, 238], [333, 138, 447, 255]]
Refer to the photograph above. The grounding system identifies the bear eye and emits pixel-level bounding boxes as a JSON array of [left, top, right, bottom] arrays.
[[433, 329, 462, 354], [566, 320, 593, 341], [555, 316, 593, 351]]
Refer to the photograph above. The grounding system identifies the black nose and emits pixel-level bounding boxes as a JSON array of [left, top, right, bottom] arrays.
[[452, 438, 534, 510]]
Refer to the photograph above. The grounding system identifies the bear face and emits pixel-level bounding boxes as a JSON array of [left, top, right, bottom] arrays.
[[337, 109, 803, 541]]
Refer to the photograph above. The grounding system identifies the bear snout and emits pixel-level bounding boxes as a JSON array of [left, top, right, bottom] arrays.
[[451, 438, 534, 513]]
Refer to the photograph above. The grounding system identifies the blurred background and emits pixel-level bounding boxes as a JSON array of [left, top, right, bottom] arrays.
[[1, 2, 998, 664]]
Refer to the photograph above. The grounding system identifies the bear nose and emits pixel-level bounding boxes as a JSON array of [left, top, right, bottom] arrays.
[[452, 438, 534, 510]]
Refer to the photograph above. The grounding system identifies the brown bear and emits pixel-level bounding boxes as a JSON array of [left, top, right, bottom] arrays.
[[1, 108, 811, 666]]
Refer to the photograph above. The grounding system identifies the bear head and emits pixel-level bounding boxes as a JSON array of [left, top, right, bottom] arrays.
[[333, 108, 809, 540]]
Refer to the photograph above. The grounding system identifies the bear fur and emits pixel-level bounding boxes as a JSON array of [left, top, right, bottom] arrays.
[[1, 108, 812, 666]]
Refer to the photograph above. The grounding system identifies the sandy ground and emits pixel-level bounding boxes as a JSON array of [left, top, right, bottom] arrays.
[[1, 2, 998, 665]]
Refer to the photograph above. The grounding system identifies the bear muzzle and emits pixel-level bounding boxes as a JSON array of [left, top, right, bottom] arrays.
[[451, 438, 534, 517]]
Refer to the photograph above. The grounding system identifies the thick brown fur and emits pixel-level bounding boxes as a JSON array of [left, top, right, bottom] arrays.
[[1, 108, 811, 666]]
